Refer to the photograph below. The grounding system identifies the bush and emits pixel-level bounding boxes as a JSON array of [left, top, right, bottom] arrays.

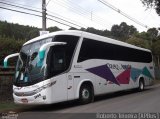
[[0, 37, 25, 66]]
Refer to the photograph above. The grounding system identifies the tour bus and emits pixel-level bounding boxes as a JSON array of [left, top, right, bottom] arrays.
[[4, 30, 154, 104]]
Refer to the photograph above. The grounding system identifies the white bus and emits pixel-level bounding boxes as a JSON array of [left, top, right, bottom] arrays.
[[4, 30, 154, 104]]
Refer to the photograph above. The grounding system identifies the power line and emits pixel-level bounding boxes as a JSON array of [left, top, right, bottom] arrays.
[[98, 0, 148, 28], [47, 17, 80, 28], [47, 13, 85, 28], [64, 0, 113, 25], [53, 0, 110, 28], [0, 1, 41, 13], [47, 10, 87, 28], [0, 1, 85, 29], [54, 0, 114, 28], [0, 6, 83, 29], [0, 6, 42, 17], [54, 0, 89, 18], [0, 0, 109, 29], [0, 0, 41, 11], [46, 0, 52, 7]]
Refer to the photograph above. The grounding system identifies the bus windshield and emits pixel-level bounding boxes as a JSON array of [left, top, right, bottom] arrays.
[[14, 35, 79, 87], [14, 38, 52, 86]]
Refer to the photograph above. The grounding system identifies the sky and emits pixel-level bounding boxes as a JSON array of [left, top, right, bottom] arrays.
[[0, 0, 160, 32]]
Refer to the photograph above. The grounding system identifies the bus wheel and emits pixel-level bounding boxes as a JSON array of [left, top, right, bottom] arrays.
[[79, 84, 94, 104], [138, 79, 145, 91]]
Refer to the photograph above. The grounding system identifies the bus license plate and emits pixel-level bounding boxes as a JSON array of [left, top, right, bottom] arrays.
[[21, 98, 28, 103]]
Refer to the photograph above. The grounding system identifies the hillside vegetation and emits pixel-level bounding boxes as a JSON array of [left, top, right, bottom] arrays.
[[0, 20, 160, 66]]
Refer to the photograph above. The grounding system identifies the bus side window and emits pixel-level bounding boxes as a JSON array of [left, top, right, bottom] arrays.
[[48, 46, 67, 77], [52, 49, 66, 71]]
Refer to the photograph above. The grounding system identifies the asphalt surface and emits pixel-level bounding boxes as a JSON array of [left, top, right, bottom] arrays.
[[3, 84, 160, 119]]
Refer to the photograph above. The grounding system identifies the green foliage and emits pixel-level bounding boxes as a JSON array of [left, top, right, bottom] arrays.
[[0, 37, 25, 66], [134, 32, 150, 40], [147, 28, 159, 42], [1, 20, 160, 67], [111, 22, 137, 41], [126, 36, 150, 49], [69, 27, 78, 30], [152, 40, 160, 55], [84, 27, 112, 38], [141, 0, 160, 16], [0, 20, 39, 41], [0, 21, 63, 66], [0, 102, 24, 111], [47, 26, 61, 32]]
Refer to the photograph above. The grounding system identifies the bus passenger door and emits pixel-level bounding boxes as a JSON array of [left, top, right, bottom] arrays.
[[67, 73, 74, 100], [48, 46, 68, 102]]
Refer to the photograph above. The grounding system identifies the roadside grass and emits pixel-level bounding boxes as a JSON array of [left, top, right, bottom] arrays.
[[0, 102, 24, 112]]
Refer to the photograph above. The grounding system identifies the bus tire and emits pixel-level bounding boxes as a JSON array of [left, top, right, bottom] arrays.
[[138, 79, 145, 91], [79, 84, 94, 104]]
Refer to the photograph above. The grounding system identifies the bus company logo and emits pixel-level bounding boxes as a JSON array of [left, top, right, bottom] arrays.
[[106, 63, 131, 71]]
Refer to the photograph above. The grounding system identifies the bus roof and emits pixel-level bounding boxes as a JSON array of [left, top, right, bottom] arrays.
[[23, 30, 151, 52]]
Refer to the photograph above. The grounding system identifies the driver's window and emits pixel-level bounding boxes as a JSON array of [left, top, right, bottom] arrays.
[[52, 48, 66, 71], [49, 46, 66, 77]]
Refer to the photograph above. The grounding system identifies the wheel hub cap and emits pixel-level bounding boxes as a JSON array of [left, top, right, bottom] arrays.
[[82, 89, 89, 99]]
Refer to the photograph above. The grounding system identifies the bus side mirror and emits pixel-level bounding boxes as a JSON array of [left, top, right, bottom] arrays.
[[4, 53, 19, 68], [39, 42, 66, 60]]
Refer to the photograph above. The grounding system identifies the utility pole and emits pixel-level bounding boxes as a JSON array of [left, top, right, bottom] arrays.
[[42, 0, 46, 31]]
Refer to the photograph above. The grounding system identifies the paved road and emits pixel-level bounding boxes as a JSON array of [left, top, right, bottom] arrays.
[[11, 84, 160, 119]]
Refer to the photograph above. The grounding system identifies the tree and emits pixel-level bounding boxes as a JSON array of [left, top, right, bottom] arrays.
[[111, 24, 121, 39], [126, 36, 150, 49], [69, 27, 78, 30], [147, 28, 159, 41], [152, 40, 160, 66], [47, 26, 61, 32], [27, 29, 39, 40], [86, 27, 104, 36], [0, 37, 25, 66], [134, 28, 159, 47], [141, 0, 160, 16], [135, 31, 150, 41], [152, 40, 160, 55], [111, 22, 137, 41]]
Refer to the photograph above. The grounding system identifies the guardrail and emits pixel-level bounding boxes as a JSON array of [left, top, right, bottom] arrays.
[[0, 66, 15, 75]]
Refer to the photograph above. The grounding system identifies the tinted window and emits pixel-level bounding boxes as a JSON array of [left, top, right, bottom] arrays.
[[78, 38, 152, 63], [47, 35, 79, 77], [14, 38, 52, 87], [54, 35, 79, 69]]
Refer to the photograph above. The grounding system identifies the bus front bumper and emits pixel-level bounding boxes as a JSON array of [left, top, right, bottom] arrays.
[[13, 93, 50, 105]]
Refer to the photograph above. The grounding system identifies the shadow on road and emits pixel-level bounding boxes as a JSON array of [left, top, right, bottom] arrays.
[[94, 87, 153, 102], [21, 86, 156, 112]]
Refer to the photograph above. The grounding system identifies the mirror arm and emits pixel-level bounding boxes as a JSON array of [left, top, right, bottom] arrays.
[[4, 53, 19, 68]]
